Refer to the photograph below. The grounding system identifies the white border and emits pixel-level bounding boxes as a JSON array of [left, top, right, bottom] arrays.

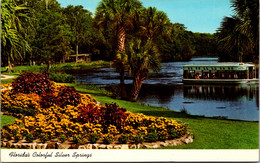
[[1, 149, 259, 162]]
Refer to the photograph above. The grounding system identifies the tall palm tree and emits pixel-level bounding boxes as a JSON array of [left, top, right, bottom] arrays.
[[95, 0, 143, 99], [139, 7, 171, 41], [217, 0, 259, 62], [126, 39, 160, 101], [218, 16, 250, 62], [1, 0, 31, 72]]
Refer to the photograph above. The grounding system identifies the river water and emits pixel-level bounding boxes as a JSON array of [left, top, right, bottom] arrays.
[[74, 58, 259, 121]]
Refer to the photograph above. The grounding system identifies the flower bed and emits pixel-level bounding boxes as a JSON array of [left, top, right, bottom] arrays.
[[1, 72, 193, 149]]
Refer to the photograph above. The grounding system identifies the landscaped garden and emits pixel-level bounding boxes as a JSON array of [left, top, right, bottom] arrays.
[[1, 72, 192, 149]]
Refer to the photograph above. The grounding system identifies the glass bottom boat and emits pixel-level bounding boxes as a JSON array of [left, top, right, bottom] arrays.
[[182, 62, 258, 84]]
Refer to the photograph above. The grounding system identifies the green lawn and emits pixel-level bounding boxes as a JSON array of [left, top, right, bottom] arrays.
[[1, 60, 110, 74], [1, 115, 16, 127]]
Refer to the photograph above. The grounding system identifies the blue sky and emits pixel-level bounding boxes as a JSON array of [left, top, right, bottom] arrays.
[[57, 0, 233, 34]]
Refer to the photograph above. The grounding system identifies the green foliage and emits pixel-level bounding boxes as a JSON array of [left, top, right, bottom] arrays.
[[1, 0, 31, 71], [1, 115, 16, 128], [118, 134, 129, 144], [40, 134, 48, 143], [89, 133, 99, 143], [145, 132, 158, 142], [26, 134, 34, 142], [59, 134, 67, 143], [73, 135, 82, 144], [132, 134, 145, 144], [103, 134, 114, 144], [49, 73, 75, 83], [217, 0, 259, 63]]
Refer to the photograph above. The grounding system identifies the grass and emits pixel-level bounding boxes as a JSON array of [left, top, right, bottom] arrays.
[[1, 60, 110, 75], [1, 115, 16, 128], [65, 83, 259, 149]]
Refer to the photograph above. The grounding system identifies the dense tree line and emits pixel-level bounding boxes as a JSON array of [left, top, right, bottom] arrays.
[[1, 0, 258, 100]]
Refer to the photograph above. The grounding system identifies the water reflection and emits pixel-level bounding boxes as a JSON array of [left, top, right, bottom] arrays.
[[137, 84, 259, 121]]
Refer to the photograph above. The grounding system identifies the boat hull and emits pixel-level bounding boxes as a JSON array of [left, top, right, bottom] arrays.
[[182, 79, 259, 85]]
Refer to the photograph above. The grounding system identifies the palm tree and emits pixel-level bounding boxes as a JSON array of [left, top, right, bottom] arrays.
[[139, 7, 171, 41], [126, 39, 160, 101], [95, 0, 143, 99], [1, 0, 31, 72], [217, 0, 259, 62], [218, 16, 250, 62]]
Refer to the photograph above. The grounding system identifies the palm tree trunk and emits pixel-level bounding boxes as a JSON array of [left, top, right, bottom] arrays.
[[118, 26, 126, 52], [7, 56, 13, 73], [130, 73, 143, 101], [117, 25, 127, 99]]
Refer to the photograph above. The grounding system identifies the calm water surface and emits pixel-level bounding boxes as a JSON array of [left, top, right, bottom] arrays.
[[74, 57, 259, 121]]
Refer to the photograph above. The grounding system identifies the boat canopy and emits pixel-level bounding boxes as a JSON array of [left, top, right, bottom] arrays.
[[183, 62, 255, 71]]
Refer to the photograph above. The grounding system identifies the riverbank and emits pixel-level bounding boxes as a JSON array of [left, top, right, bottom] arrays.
[[1, 63, 258, 149]]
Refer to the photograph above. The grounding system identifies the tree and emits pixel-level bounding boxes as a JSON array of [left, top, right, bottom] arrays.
[[126, 39, 160, 101], [63, 5, 93, 62], [1, 0, 31, 72], [217, 0, 259, 62], [95, 0, 143, 99], [31, 0, 72, 71], [139, 7, 171, 41]]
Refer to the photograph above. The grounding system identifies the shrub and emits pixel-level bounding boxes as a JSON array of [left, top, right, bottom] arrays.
[[56, 86, 81, 107], [73, 135, 82, 144], [12, 72, 53, 95], [145, 132, 158, 142], [118, 134, 129, 144], [132, 134, 145, 144], [40, 85, 81, 108], [100, 103, 128, 131], [78, 104, 101, 124], [89, 133, 99, 143], [59, 134, 67, 143], [26, 134, 34, 142], [167, 128, 177, 139], [103, 134, 114, 144], [1, 90, 40, 116], [158, 130, 168, 141], [40, 134, 48, 143], [49, 73, 75, 83]]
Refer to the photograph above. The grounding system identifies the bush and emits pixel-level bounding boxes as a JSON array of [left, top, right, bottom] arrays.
[[40, 134, 48, 143], [118, 134, 129, 144], [100, 103, 128, 131], [132, 134, 145, 144], [145, 132, 158, 142], [78, 103, 101, 124], [26, 134, 34, 142], [49, 73, 75, 83], [89, 133, 99, 143], [12, 72, 53, 95], [73, 135, 82, 144], [56, 86, 81, 107], [59, 134, 67, 143], [40, 85, 81, 108], [103, 134, 114, 144]]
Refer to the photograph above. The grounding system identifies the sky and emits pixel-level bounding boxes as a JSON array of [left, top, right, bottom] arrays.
[[57, 0, 234, 34]]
